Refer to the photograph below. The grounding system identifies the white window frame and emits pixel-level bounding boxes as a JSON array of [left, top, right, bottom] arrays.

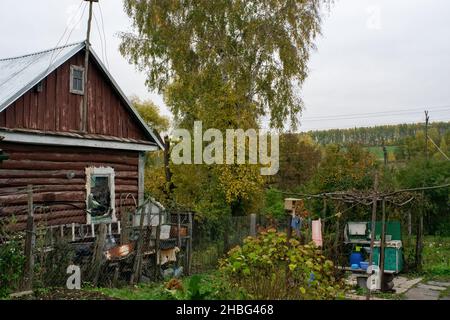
[[85, 166, 116, 224], [70, 65, 85, 95]]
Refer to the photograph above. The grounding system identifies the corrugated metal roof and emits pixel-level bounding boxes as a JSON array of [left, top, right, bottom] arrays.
[[0, 42, 163, 150], [0, 42, 84, 112]]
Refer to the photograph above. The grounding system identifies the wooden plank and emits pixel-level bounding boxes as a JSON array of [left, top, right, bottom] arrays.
[[5, 105, 15, 127], [46, 71, 56, 131], [16, 98, 24, 128], [0, 203, 86, 216], [12, 209, 86, 224], [1, 142, 140, 158], [6, 151, 138, 166], [0, 169, 84, 179], [0, 191, 85, 204], [91, 223, 107, 286], [138, 152, 145, 205], [130, 205, 148, 284], [1, 160, 137, 171], [55, 66, 60, 131], [23, 185, 35, 291], [0, 178, 85, 186]]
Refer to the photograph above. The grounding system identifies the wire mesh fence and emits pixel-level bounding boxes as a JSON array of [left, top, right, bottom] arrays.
[[190, 214, 289, 274]]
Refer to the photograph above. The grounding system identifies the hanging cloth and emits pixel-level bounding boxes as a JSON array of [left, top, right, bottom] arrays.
[[312, 219, 323, 247]]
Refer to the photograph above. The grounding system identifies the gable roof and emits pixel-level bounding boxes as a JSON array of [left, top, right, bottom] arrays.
[[0, 41, 163, 149]]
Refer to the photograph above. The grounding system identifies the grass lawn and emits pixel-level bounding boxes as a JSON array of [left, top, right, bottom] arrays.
[[88, 272, 246, 300], [422, 236, 450, 280]]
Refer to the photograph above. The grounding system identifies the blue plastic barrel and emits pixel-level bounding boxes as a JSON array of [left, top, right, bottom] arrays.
[[349, 252, 363, 267]]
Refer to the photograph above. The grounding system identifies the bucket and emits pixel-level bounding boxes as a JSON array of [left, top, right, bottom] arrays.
[[360, 261, 369, 270], [350, 252, 363, 267]]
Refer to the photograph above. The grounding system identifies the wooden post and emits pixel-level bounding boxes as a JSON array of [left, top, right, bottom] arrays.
[[250, 213, 257, 237], [81, 0, 98, 132], [130, 206, 147, 284], [177, 212, 181, 249], [334, 203, 340, 267], [287, 212, 292, 242], [154, 210, 161, 280], [408, 209, 412, 236], [187, 212, 193, 275], [322, 199, 327, 249], [120, 208, 130, 245], [23, 185, 35, 291], [92, 223, 107, 286], [379, 198, 387, 291], [138, 152, 145, 206], [367, 174, 378, 300], [415, 211, 424, 271], [416, 111, 429, 271]]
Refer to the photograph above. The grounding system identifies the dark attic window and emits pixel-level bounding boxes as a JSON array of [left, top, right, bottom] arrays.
[[34, 81, 43, 93], [70, 65, 85, 95]]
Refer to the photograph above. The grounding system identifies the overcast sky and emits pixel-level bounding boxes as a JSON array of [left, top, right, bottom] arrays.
[[1, 0, 449, 131]]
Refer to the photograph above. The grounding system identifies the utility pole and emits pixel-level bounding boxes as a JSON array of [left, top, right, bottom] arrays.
[[81, 0, 98, 132], [416, 110, 429, 270], [425, 110, 430, 161], [366, 172, 378, 300]]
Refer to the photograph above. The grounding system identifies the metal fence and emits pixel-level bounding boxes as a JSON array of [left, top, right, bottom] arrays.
[[190, 214, 288, 274]]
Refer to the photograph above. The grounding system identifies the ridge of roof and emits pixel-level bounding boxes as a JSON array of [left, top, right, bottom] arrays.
[[0, 41, 85, 62]]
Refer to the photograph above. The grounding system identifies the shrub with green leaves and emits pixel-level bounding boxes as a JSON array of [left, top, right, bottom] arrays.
[[0, 239, 25, 297], [219, 229, 346, 300]]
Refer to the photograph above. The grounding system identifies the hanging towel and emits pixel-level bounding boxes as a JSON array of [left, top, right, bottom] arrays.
[[312, 219, 323, 247]]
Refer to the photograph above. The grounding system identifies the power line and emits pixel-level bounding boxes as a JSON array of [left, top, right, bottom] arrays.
[[98, 2, 110, 68], [47, 0, 85, 67], [301, 107, 450, 122], [428, 136, 450, 160], [47, 1, 88, 71], [300, 119, 449, 132], [93, 11, 106, 65], [301, 105, 450, 120]]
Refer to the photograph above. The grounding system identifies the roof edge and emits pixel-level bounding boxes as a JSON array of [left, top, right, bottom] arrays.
[[0, 42, 85, 112]]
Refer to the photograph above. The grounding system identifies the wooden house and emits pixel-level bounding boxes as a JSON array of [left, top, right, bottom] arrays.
[[0, 42, 163, 230]]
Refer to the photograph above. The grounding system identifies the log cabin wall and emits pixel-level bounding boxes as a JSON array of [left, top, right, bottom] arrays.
[[0, 142, 139, 231], [0, 49, 148, 141]]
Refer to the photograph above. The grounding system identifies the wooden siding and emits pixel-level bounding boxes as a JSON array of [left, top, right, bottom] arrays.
[[0, 50, 148, 141], [0, 142, 139, 230]]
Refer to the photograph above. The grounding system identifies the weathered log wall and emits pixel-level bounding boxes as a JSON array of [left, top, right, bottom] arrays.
[[0, 142, 139, 230]]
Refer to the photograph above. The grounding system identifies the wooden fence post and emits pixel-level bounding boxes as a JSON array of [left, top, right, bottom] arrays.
[[154, 210, 161, 280], [366, 174, 378, 300], [250, 213, 257, 237], [130, 205, 147, 284], [23, 185, 35, 291], [408, 209, 412, 237], [92, 223, 107, 286], [379, 198, 387, 290], [187, 212, 193, 275], [415, 211, 424, 271]]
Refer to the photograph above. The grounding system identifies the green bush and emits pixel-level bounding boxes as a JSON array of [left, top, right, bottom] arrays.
[[219, 229, 346, 300], [165, 273, 248, 300], [264, 188, 285, 220], [0, 239, 25, 297]]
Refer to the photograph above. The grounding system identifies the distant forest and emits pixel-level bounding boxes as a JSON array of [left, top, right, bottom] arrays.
[[307, 122, 450, 146]]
